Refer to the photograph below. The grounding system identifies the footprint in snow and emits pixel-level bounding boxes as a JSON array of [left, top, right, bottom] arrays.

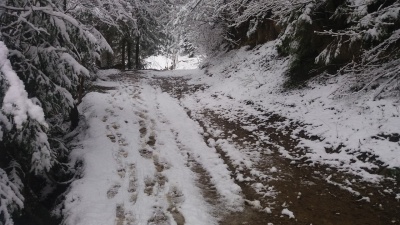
[[139, 121, 147, 138], [147, 134, 156, 147], [117, 167, 126, 178], [167, 186, 185, 225], [107, 184, 121, 199], [144, 176, 156, 195], [115, 204, 134, 225], [139, 148, 153, 159], [135, 111, 148, 119], [127, 164, 138, 203], [155, 172, 168, 188], [105, 108, 115, 115], [153, 155, 171, 173], [118, 138, 129, 146], [112, 122, 120, 130], [147, 207, 170, 225], [118, 148, 128, 158], [107, 134, 116, 143], [167, 186, 185, 206]]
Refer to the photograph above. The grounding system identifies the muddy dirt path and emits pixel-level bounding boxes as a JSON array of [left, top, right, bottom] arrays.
[[124, 71, 399, 225]]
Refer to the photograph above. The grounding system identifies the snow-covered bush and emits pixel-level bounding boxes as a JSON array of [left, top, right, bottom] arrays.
[[280, 0, 400, 97], [319, 0, 400, 99], [183, 0, 400, 97], [0, 0, 108, 169]]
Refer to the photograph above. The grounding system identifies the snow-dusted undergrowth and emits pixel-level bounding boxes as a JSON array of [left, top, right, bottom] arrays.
[[180, 41, 400, 183]]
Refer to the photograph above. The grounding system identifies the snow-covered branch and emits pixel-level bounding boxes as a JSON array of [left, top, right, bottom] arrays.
[[0, 168, 24, 225], [0, 41, 47, 130]]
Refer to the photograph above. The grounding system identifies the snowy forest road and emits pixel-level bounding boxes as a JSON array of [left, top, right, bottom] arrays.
[[64, 70, 399, 225]]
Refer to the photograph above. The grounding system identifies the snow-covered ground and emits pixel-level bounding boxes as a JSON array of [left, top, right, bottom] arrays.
[[144, 55, 173, 70], [144, 55, 201, 70], [62, 70, 242, 225], [62, 42, 399, 224], [178, 42, 400, 183]]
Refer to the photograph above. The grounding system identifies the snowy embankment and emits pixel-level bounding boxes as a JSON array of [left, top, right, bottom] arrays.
[[177, 41, 399, 183], [61, 70, 243, 225]]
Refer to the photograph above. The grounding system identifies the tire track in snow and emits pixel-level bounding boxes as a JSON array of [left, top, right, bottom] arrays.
[[124, 74, 217, 225], [142, 72, 278, 223], [121, 79, 166, 225], [134, 78, 216, 225], [152, 87, 244, 211], [106, 88, 139, 225]]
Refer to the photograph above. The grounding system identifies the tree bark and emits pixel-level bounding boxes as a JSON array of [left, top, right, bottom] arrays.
[[69, 105, 79, 131], [70, 75, 85, 131], [127, 39, 132, 70], [135, 35, 140, 69], [121, 39, 126, 70], [77, 75, 85, 105], [107, 51, 112, 68]]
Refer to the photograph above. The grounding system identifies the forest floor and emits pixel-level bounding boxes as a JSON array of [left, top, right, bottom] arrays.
[[62, 69, 400, 225]]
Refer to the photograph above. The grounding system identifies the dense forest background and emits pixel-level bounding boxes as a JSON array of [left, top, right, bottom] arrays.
[[1, 0, 399, 224]]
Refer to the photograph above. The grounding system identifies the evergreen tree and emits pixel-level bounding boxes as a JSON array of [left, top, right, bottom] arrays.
[[0, 0, 111, 223], [181, 0, 400, 97]]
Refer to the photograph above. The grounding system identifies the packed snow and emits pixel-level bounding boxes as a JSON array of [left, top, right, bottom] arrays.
[[62, 69, 240, 225]]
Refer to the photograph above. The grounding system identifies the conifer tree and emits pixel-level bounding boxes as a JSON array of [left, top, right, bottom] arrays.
[[0, 0, 111, 223]]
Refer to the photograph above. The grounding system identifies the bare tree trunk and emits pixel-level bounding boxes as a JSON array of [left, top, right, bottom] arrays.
[[135, 35, 140, 69], [107, 52, 112, 68], [172, 49, 178, 70], [69, 105, 79, 131], [127, 39, 132, 70], [121, 39, 126, 70], [105, 32, 113, 68], [70, 75, 85, 131], [77, 76, 85, 104]]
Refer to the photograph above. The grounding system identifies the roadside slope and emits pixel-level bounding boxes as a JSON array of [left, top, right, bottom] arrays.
[[179, 42, 400, 183]]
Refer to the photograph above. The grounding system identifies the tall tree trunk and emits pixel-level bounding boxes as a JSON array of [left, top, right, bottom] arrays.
[[121, 39, 126, 70], [172, 49, 178, 70], [135, 35, 140, 69], [127, 39, 132, 70], [107, 51, 112, 68], [69, 105, 79, 131], [70, 75, 85, 131], [105, 32, 113, 68], [77, 75, 85, 105]]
